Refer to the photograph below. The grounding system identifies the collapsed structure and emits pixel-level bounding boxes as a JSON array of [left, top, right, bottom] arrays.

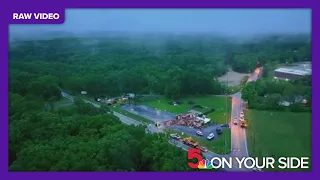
[[163, 112, 210, 129]]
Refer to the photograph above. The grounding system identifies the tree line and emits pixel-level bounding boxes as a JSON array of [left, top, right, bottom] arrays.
[[9, 34, 311, 100]]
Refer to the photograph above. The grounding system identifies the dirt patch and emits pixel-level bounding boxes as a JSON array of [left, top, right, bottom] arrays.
[[218, 68, 250, 87]]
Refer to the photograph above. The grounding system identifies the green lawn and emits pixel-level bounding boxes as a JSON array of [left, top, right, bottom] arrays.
[[142, 96, 231, 124], [165, 128, 231, 155], [245, 110, 311, 172]]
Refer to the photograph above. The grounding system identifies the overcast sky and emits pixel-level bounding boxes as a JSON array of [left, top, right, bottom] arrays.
[[10, 9, 311, 36]]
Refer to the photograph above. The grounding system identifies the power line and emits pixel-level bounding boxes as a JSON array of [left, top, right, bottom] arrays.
[[224, 76, 228, 154]]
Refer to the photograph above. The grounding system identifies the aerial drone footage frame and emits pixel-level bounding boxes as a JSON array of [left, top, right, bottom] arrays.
[[2, 0, 318, 180]]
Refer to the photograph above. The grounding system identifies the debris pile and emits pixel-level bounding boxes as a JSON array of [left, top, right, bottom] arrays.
[[163, 113, 204, 129]]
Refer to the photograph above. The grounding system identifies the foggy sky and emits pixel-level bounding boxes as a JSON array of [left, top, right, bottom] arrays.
[[10, 9, 311, 36]]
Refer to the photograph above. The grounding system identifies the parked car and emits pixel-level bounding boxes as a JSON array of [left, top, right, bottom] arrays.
[[216, 128, 222, 134], [221, 124, 229, 128], [207, 133, 215, 140], [170, 133, 181, 140], [196, 131, 203, 136]]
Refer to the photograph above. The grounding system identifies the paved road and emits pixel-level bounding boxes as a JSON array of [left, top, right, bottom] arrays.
[[121, 104, 176, 123], [247, 68, 261, 82], [113, 111, 164, 133], [229, 68, 262, 168], [113, 111, 142, 126], [229, 92, 249, 168], [61, 92, 74, 102]]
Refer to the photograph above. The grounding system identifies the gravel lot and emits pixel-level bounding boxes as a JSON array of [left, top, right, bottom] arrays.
[[218, 68, 249, 87]]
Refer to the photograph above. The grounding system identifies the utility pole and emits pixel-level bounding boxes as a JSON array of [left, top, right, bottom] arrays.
[[224, 77, 228, 154], [252, 131, 256, 154]]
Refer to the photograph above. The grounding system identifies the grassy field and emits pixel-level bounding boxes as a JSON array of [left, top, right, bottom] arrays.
[[142, 96, 232, 124], [245, 110, 312, 172], [165, 128, 231, 155]]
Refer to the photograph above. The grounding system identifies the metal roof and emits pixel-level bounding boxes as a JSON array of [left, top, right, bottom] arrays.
[[274, 68, 311, 76]]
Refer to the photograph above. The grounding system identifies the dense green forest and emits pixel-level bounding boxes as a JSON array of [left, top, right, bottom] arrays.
[[9, 94, 195, 171], [9, 33, 311, 171], [9, 34, 311, 99]]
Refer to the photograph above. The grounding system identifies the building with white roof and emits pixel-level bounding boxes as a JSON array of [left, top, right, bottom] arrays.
[[274, 67, 311, 81]]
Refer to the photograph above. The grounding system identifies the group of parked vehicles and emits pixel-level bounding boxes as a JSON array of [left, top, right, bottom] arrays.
[[169, 134, 208, 152], [168, 111, 247, 154], [196, 127, 223, 140]]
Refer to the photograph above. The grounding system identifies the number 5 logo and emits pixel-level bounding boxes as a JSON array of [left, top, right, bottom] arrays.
[[187, 149, 203, 168]]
